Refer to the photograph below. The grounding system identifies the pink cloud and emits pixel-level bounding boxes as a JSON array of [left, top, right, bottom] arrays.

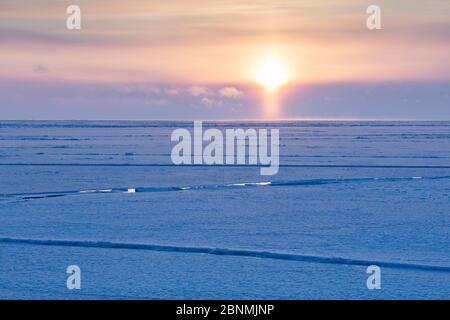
[[219, 87, 244, 98], [188, 86, 211, 96]]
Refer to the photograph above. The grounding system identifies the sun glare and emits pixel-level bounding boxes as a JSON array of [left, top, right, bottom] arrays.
[[256, 58, 288, 92]]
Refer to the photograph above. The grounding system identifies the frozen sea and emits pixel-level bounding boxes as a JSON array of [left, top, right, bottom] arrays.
[[0, 120, 449, 299]]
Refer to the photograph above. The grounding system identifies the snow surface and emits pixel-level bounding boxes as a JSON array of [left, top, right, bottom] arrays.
[[0, 121, 449, 299]]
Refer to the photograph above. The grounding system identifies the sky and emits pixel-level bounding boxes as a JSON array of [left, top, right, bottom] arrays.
[[0, 0, 449, 120]]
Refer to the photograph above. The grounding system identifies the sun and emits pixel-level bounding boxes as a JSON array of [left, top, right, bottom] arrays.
[[256, 57, 288, 92]]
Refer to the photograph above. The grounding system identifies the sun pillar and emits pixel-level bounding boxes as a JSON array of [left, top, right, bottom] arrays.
[[263, 90, 279, 119]]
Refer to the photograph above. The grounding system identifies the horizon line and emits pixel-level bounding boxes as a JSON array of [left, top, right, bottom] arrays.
[[1, 118, 450, 122]]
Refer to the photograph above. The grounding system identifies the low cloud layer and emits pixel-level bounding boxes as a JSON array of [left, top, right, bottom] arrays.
[[0, 79, 448, 120]]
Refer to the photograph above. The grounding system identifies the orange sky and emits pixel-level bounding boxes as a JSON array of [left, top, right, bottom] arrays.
[[0, 0, 449, 120], [1, 0, 449, 85]]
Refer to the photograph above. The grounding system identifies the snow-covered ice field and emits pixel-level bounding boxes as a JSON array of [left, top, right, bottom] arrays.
[[0, 121, 449, 299]]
